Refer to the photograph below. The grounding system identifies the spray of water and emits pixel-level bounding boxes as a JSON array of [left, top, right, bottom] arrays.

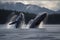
[[6, 19, 44, 29], [26, 19, 33, 29]]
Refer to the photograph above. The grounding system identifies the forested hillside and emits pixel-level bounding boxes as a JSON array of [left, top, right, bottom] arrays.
[[46, 14, 60, 24], [0, 9, 60, 24], [0, 9, 36, 24]]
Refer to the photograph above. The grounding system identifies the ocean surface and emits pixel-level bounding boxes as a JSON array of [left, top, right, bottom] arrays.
[[0, 24, 60, 40]]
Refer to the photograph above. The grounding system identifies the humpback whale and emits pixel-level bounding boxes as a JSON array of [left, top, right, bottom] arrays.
[[9, 12, 47, 28], [9, 13, 25, 28], [29, 12, 47, 28]]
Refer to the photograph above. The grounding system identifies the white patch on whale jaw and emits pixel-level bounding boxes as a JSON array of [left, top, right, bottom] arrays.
[[38, 21, 44, 28], [6, 22, 15, 29]]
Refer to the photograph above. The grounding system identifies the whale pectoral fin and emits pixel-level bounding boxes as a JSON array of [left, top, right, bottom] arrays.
[[9, 21, 17, 25]]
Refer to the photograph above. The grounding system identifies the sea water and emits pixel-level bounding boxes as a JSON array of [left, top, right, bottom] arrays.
[[0, 25, 60, 40]]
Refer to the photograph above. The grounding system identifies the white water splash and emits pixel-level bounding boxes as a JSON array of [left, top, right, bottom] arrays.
[[20, 24, 28, 29], [6, 21, 44, 29]]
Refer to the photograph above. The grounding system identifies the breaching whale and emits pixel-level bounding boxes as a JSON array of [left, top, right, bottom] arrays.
[[29, 12, 47, 28], [9, 12, 47, 28], [9, 13, 25, 28]]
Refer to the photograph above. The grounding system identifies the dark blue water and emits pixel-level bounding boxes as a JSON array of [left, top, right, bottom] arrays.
[[0, 25, 60, 40]]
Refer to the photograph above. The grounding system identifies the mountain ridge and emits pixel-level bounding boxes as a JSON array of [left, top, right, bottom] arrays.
[[0, 2, 55, 14]]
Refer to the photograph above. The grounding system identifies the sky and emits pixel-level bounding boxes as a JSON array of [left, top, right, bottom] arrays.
[[0, 0, 60, 11]]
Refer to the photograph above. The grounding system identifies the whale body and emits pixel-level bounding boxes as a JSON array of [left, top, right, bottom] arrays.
[[29, 13, 47, 28], [9, 13, 25, 28]]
